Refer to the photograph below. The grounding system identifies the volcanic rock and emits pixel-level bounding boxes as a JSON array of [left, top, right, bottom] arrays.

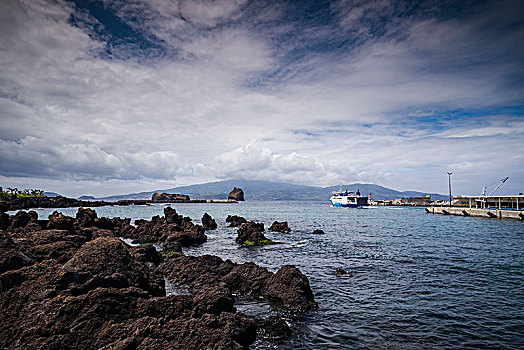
[[255, 315, 293, 340], [75, 207, 97, 227], [261, 265, 318, 312], [0, 213, 10, 231], [0, 230, 34, 274], [201, 213, 217, 230], [58, 237, 165, 297], [226, 215, 247, 227], [228, 187, 245, 201], [162, 254, 317, 313], [268, 221, 291, 233], [236, 221, 274, 245], [48, 211, 75, 232], [152, 192, 190, 202]]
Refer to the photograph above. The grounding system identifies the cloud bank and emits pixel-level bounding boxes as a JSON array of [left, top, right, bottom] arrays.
[[1, 0, 523, 196]]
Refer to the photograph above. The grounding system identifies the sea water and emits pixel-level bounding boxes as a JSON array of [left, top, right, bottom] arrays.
[[20, 201, 524, 349]]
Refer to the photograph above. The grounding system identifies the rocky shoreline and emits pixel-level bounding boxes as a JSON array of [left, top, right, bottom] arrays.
[[0, 206, 317, 349], [0, 196, 238, 213]]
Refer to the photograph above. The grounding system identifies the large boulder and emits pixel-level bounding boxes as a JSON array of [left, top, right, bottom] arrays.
[[262, 265, 318, 312], [201, 213, 217, 230], [226, 215, 247, 227], [0, 230, 34, 273], [75, 207, 97, 227], [228, 187, 245, 201], [162, 254, 317, 313], [58, 237, 165, 297], [48, 211, 75, 232], [268, 221, 291, 233], [152, 193, 190, 202], [236, 221, 274, 245]]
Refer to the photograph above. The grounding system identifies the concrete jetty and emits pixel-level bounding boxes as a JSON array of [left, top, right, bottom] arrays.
[[426, 206, 524, 220]]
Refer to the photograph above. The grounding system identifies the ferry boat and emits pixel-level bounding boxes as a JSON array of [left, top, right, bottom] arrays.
[[330, 188, 369, 207]]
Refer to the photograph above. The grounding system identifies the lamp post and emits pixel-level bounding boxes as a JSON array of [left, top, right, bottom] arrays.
[[447, 172, 452, 208]]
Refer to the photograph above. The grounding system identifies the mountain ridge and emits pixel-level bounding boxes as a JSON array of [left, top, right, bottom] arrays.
[[86, 179, 447, 201]]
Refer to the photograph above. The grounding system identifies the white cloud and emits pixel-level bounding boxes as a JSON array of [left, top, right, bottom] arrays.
[[0, 0, 523, 196]]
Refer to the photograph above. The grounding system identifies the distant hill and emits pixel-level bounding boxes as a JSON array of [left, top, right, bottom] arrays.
[[43, 191, 61, 197], [96, 179, 447, 201], [77, 195, 96, 200]]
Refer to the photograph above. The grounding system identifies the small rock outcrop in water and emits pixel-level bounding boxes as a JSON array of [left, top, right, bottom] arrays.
[[226, 215, 247, 227], [201, 213, 217, 230], [151, 192, 190, 202], [310, 229, 325, 234], [268, 221, 291, 233], [236, 221, 276, 245], [228, 187, 245, 201], [0, 207, 316, 348], [163, 254, 318, 312]]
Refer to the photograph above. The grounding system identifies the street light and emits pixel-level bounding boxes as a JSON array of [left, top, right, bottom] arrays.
[[447, 172, 452, 208]]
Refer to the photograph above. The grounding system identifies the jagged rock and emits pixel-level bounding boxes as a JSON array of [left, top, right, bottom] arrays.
[[152, 193, 190, 202], [201, 213, 217, 230], [164, 206, 191, 226], [268, 221, 291, 233], [228, 187, 245, 201], [261, 265, 318, 312], [0, 201, 8, 213], [130, 244, 163, 265], [255, 315, 293, 340], [192, 286, 236, 315], [58, 237, 165, 297], [310, 229, 325, 234], [10, 211, 33, 229], [18, 229, 88, 263], [236, 221, 274, 245], [75, 207, 97, 227], [226, 215, 247, 227], [48, 211, 75, 231], [0, 212, 265, 350], [163, 254, 317, 313], [0, 213, 10, 231], [0, 230, 34, 273]]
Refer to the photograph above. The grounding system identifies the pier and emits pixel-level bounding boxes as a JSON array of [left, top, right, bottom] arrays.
[[426, 194, 524, 220]]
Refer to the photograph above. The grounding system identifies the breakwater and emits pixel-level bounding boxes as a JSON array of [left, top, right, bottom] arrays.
[[426, 206, 524, 220]]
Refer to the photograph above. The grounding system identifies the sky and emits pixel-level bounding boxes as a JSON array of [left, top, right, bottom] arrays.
[[1, 0, 523, 197]]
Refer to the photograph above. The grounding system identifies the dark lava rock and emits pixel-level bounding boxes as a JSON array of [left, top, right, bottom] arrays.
[[0, 213, 10, 231], [236, 221, 274, 245], [152, 192, 190, 202], [201, 213, 217, 230], [334, 268, 352, 276], [0, 211, 263, 350], [0, 200, 8, 213], [0, 230, 34, 273], [255, 315, 293, 340], [164, 206, 191, 226], [9, 211, 33, 230], [228, 187, 245, 201], [310, 229, 325, 234], [122, 207, 206, 249], [162, 254, 317, 313], [130, 243, 163, 265], [226, 215, 247, 227], [17, 229, 89, 263], [58, 237, 165, 297], [48, 211, 75, 232], [268, 221, 291, 233], [75, 207, 97, 227], [192, 286, 236, 315], [262, 265, 318, 312]]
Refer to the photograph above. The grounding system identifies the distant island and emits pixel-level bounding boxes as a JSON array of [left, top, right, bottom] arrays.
[[80, 180, 447, 202]]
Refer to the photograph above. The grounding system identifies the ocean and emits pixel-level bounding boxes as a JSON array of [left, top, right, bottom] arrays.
[[20, 201, 524, 349]]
